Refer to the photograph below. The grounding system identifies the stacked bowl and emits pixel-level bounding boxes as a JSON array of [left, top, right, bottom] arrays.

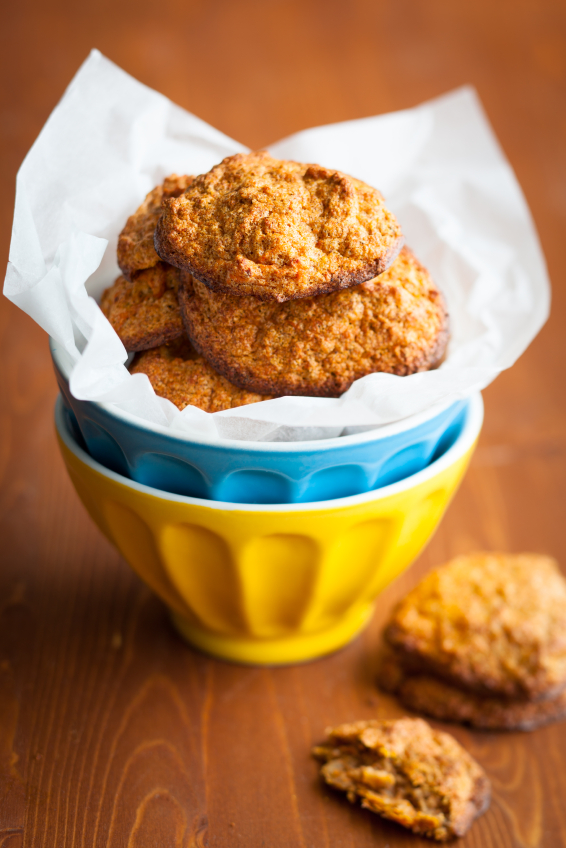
[[52, 340, 469, 504], [53, 339, 483, 664]]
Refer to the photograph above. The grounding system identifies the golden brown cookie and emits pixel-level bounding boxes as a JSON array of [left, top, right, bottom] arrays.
[[178, 247, 448, 397], [154, 151, 404, 302], [100, 264, 184, 352], [129, 337, 274, 412], [378, 651, 566, 731], [117, 174, 193, 280], [384, 552, 566, 701], [312, 718, 490, 841]]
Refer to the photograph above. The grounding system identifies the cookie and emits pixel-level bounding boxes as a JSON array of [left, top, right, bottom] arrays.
[[378, 652, 566, 731], [312, 718, 490, 841], [117, 174, 193, 280], [154, 151, 404, 302], [100, 264, 184, 352], [178, 246, 448, 397], [129, 337, 274, 412], [384, 552, 566, 701]]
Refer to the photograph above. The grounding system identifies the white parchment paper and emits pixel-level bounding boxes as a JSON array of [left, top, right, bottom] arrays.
[[4, 50, 550, 441]]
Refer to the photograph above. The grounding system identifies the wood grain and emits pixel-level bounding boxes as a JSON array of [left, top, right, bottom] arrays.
[[1, 0, 566, 845]]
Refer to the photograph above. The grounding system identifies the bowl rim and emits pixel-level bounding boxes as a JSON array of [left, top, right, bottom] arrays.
[[50, 336, 467, 453], [55, 391, 483, 513]]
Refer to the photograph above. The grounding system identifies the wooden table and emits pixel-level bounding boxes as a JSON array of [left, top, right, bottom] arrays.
[[1, 1, 565, 845]]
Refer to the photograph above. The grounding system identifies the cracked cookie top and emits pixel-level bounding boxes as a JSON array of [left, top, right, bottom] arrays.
[[154, 151, 403, 302], [178, 247, 448, 397]]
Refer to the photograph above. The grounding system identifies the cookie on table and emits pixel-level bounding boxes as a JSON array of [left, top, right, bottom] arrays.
[[129, 337, 274, 412], [117, 174, 193, 280], [100, 264, 184, 352], [384, 552, 566, 701], [312, 718, 490, 841], [378, 651, 566, 731], [178, 246, 448, 397], [154, 151, 404, 302]]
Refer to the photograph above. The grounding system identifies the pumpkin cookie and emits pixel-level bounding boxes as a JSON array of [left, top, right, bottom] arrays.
[[129, 337, 274, 412], [312, 718, 490, 841], [154, 151, 403, 302], [100, 264, 184, 352], [378, 651, 566, 731], [178, 247, 448, 397], [117, 174, 193, 280], [384, 553, 566, 701]]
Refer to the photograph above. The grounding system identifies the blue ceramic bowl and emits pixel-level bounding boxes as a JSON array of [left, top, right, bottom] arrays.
[[51, 339, 470, 504]]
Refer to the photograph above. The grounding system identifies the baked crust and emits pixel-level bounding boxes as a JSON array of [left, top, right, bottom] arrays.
[[117, 174, 193, 280], [129, 337, 274, 412], [100, 264, 184, 352], [178, 247, 448, 397], [154, 151, 404, 302], [384, 552, 566, 701], [378, 651, 566, 732], [312, 718, 490, 841]]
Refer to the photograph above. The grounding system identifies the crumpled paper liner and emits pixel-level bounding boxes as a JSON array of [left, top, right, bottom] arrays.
[[4, 50, 550, 442]]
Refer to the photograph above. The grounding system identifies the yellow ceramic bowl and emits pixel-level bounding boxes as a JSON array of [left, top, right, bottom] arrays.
[[55, 393, 483, 665]]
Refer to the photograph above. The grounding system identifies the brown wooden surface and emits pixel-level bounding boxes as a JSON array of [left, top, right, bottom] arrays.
[[1, 1, 566, 845]]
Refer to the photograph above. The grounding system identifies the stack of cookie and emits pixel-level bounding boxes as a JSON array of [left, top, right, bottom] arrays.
[[101, 173, 272, 412], [102, 151, 449, 412], [102, 173, 191, 351], [378, 552, 566, 731]]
